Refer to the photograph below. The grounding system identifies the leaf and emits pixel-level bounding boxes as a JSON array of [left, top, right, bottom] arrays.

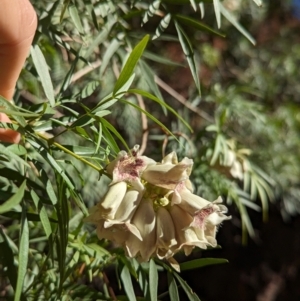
[[213, 0, 221, 28], [31, 45, 55, 107], [128, 89, 192, 132], [0, 144, 30, 167], [174, 22, 201, 94], [189, 0, 197, 11], [0, 180, 26, 214], [113, 35, 150, 95], [98, 117, 129, 152], [119, 98, 178, 142], [0, 231, 18, 290], [0, 96, 26, 127], [59, 49, 80, 94], [219, 3, 256, 45], [142, 0, 161, 24], [60, 0, 71, 22], [120, 265, 137, 301], [138, 61, 166, 114], [149, 259, 158, 301], [153, 14, 172, 40], [6, 145, 27, 156], [199, 2, 205, 18], [167, 272, 179, 301], [14, 210, 29, 301], [68, 4, 84, 34], [252, 0, 262, 6], [31, 190, 52, 238], [80, 81, 100, 99], [100, 38, 123, 77], [173, 272, 201, 301], [175, 15, 225, 37], [143, 51, 184, 67], [84, 18, 115, 59], [42, 150, 75, 190], [180, 258, 228, 271]]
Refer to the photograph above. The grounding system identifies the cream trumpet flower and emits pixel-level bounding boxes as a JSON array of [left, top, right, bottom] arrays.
[[86, 145, 230, 268], [125, 198, 157, 262], [86, 184, 143, 241], [106, 145, 156, 191], [155, 206, 177, 259], [142, 151, 194, 191]]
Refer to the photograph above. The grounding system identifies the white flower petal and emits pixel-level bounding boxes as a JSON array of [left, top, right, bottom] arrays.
[[156, 207, 177, 250], [126, 199, 156, 261], [101, 181, 127, 219], [169, 205, 207, 255], [176, 186, 211, 214], [142, 158, 193, 189]]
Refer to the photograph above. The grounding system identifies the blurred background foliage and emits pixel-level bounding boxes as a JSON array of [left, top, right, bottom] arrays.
[[1, 0, 300, 300]]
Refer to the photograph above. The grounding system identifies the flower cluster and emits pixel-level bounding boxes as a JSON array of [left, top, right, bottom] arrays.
[[86, 145, 231, 270]]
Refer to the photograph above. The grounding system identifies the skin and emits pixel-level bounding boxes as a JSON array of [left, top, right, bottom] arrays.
[[0, 0, 37, 143]]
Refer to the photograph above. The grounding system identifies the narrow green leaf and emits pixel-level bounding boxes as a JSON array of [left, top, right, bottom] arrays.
[[0, 96, 26, 127], [210, 134, 222, 165], [84, 18, 115, 59], [199, 2, 205, 18], [115, 74, 136, 96], [175, 15, 225, 37], [0, 231, 18, 290], [113, 35, 150, 95], [98, 117, 129, 152], [149, 259, 158, 301], [71, 115, 94, 128], [180, 258, 228, 271], [68, 4, 84, 34], [6, 145, 27, 156], [31, 190, 52, 238], [219, 3, 256, 45], [80, 80, 100, 99], [59, 49, 80, 94], [0, 144, 30, 167], [31, 45, 55, 107], [119, 98, 178, 142], [100, 38, 123, 76], [60, 0, 71, 22], [0, 108, 40, 118], [128, 89, 192, 132], [0, 180, 26, 214], [143, 1, 161, 24], [173, 272, 201, 301], [139, 61, 166, 115], [153, 13, 172, 40], [190, 0, 197, 11], [14, 211, 29, 301], [42, 151, 75, 190], [252, 0, 262, 6], [120, 265, 137, 301], [91, 8, 99, 30], [96, 125, 120, 155], [213, 0, 221, 28], [174, 22, 201, 94], [143, 51, 184, 67], [167, 272, 179, 301]]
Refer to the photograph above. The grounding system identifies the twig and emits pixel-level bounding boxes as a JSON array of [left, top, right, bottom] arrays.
[[135, 94, 148, 155], [70, 59, 102, 83], [154, 75, 213, 122], [36, 132, 103, 173]]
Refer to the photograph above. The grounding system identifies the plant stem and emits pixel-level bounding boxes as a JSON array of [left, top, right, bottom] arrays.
[[36, 132, 103, 172]]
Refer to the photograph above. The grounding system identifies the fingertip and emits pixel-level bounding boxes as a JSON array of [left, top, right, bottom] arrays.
[[0, 113, 21, 144], [0, 129, 21, 144]]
